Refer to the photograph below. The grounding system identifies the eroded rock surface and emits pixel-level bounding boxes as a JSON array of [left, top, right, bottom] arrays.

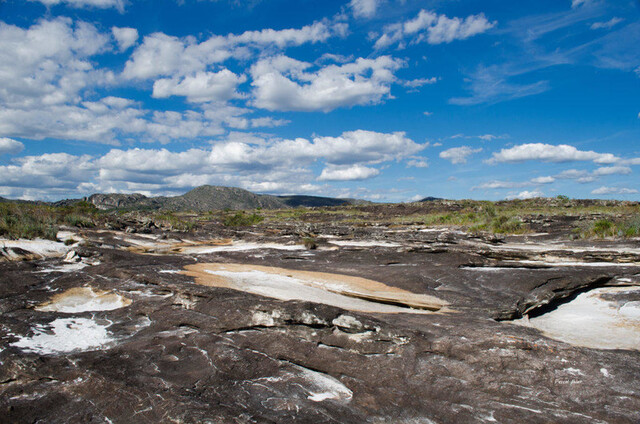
[[1, 223, 640, 423]]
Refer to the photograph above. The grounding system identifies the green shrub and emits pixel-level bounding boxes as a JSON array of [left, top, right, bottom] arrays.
[[592, 219, 614, 238], [491, 215, 524, 234], [223, 212, 263, 227], [620, 216, 640, 237], [302, 237, 317, 249], [65, 214, 94, 228], [482, 204, 496, 218], [154, 212, 197, 232], [0, 203, 59, 240]]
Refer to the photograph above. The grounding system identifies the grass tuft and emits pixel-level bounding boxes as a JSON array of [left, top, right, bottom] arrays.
[[223, 212, 264, 227]]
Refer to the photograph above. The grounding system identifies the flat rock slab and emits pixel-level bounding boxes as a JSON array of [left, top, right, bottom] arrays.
[[182, 262, 448, 313], [1, 226, 640, 423]]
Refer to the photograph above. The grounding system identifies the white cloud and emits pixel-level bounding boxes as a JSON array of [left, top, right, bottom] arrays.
[[447, 133, 506, 141], [29, 0, 125, 12], [349, 0, 381, 19], [318, 164, 380, 181], [403, 77, 438, 90], [439, 146, 482, 164], [0, 138, 25, 155], [591, 186, 638, 195], [477, 134, 500, 141], [291, 130, 424, 165], [407, 157, 429, 168], [507, 190, 544, 200], [250, 55, 402, 112], [0, 153, 94, 189], [0, 18, 112, 109], [593, 165, 632, 176], [556, 169, 588, 179], [123, 21, 346, 80], [0, 130, 422, 199], [473, 180, 525, 190], [590, 18, 623, 30], [111, 27, 138, 51], [531, 176, 556, 184], [572, 0, 592, 8], [423, 111, 433, 116], [152, 70, 247, 103], [487, 143, 619, 164], [621, 157, 640, 165], [375, 10, 495, 49], [249, 117, 290, 128], [0, 97, 246, 144], [449, 65, 550, 106]]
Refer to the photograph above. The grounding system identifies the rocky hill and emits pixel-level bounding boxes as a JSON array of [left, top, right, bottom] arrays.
[[86, 185, 364, 211]]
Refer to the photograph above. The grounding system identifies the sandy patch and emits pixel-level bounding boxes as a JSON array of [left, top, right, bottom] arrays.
[[182, 263, 447, 313], [514, 286, 640, 350], [125, 238, 306, 255], [35, 287, 132, 313]]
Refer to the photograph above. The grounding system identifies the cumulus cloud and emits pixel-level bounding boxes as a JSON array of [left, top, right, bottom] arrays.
[[591, 186, 638, 195], [0, 18, 112, 109], [250, 55, 403, 112], [0, 97, 252, 144], [439, 146, 482, 164], [554, 169, 595, 183], [530, 176, 556, 184], [473, 180, 526, 190], [0, 153, 94, 190], [29, 0, 125, 12], [152, 70, 247, 103], [487, 143, 619, 164], [506, 189, 544, 200], [406, 157, 429, 168], [0, 130, 423, 199], [593, 165, 632, 176], [123, 21, 346, 80], [375, 9, 495, 49], [318, 164, 380, 181], [111, 27, 138, 51], [349, 0, 381, 19], [0, 138, 25, 155]]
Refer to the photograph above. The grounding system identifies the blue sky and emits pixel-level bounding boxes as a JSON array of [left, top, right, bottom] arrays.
[[0, 0, 638, 202]]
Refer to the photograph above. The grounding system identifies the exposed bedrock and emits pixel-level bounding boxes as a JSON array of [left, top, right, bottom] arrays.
[[492, 274, 614, 321], [2, 226, 640, 423]]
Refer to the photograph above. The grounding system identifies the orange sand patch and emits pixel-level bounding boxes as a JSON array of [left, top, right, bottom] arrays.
[[182, 263, 448, 313]]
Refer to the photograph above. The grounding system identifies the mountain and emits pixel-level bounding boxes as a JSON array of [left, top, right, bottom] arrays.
[[277, 195, 365, 208], [85, 185, 366, 211], [161, 186, 286, 211]]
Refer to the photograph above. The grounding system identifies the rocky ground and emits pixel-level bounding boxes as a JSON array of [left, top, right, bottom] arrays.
[[1, 214, 640, 423]]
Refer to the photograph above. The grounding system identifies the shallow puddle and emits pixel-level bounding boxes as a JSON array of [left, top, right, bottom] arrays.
[[182, 263, 448, 313], [514, 286, 640, 350], [35, 287, 132, 313]]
